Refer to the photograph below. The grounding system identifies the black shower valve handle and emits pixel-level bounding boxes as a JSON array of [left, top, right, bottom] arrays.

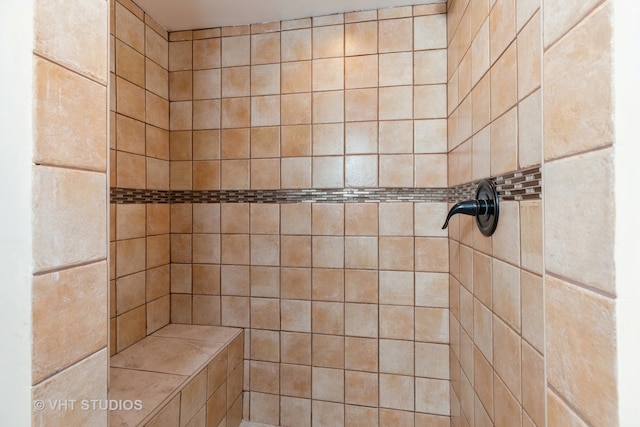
[[441, 179, 500, 236], [441, 199, 492, 229]]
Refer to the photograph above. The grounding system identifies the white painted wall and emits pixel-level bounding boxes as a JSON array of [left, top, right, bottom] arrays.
[[0, 0, 34, 425], [614, 1, 640, 426]]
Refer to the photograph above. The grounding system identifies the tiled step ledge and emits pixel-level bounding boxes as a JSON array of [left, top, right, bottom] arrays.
[[109, 324, 244, 427]]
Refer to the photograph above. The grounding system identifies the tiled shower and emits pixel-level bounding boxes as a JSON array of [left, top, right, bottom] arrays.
[[9, 0, 630, 426]]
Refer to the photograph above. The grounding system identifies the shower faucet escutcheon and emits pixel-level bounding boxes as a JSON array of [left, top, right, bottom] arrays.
[[442, 179, 500, 236]]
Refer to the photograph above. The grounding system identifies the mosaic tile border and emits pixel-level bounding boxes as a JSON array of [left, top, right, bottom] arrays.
[[449, 165, 542, 202], [111, 187, 449, 204], [111, 166, 541, 204]]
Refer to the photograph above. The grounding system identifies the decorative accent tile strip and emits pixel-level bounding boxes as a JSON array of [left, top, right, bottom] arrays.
[[111, 187, 449, 204], [110, 188, 171, 204], [449, 166, 543, 202], [110, 166, 541, 204]]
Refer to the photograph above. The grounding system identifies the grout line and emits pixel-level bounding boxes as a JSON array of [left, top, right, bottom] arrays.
[[545, 271, 616, 300], [33, 257, 108, 277], [547, 383, 596, 427], [542, 0, 608, 54], [33, 52, 108, 87]]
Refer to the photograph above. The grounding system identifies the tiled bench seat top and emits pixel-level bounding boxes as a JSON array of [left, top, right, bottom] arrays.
[[109, 324, 243, 427]]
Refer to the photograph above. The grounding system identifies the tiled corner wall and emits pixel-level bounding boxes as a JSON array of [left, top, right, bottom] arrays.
[[447, 0, 619, 426], [446, 0, 545, 426], [161, 3, 454, 426], [543, 1, 617, 425], [31, 0, 109, 425], [109, 0, 172, 355]]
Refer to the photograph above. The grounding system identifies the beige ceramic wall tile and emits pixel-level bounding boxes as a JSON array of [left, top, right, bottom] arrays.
[[192, 130, 220, 161], [522, 341, 545, 427], [544, 148, 614, 293], [35, 0, 108, 82], [250, 392, 280, 424], [116, 271, 146, 314], [546, 275, 618, 426], [345, 21, 378, 56], [147, 128, 170, 161], [169, 40, 193, 71], [543, 0, 603, 47], [519, 199, 542, 274], [281, 397, 311, 427], [415, 154, 447, 187], [193, 38, 220, 70], [180, 369, 208, 425], [313, 25, 344, 59], [543, 2, 612, 160], [490, 106, 518, 175], [546, 388, 589, 427], [32, 350, 108, 426], [116, 114, 145, 155], [311, 334, 344, 369], [147, 295, 171, 332], [117, 151, 147, 188], [415, 84, 447, 119], [379, 18, 413, 53], [414, 14, 447, 50], [493, 316, 522, 403], [414, 119, 447, 155], [517, 0, 540, 29], [471, 74, 490, 134], [170, 131, 193, 161], [416, 377, 450, 415], [144, 389, 180, 426], [34, 58, 107, 171], [492, 202, 520, 266], [490, 42, 517, 120], [33, 167, 107, 272], [415, 237, 449, 273], [169, 70, 192, 101], [32, 262, 108, 384], [145, 91, 169, 129], [471, 299, 492, 364], [379, 374, 414, 411], [471, 19, 489, 86], [493, 373, 522, 427], [345, 55, 379, 89], [282, 29, 312, 62], [251, 32, 281, 65], [251, 64, 280, 96], [517, 11, 541, 100], [518, 89, 542, 168], [520, 271, 544, 354], [116, 39, 145, 87], [222, 36, 250, 67], [345, 371, 378, 406], [117, 77, 146, 121], [489, 0, 516, 64], [146, 27, 169, 70], [311, 400, 344, 426], [117, 305, 146, 351]]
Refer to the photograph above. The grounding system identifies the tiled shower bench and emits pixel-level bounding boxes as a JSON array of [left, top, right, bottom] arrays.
[[109, 324, 244, 427]]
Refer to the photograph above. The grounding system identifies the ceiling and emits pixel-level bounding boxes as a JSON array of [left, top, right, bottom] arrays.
[[134, 0, 446, 32]]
